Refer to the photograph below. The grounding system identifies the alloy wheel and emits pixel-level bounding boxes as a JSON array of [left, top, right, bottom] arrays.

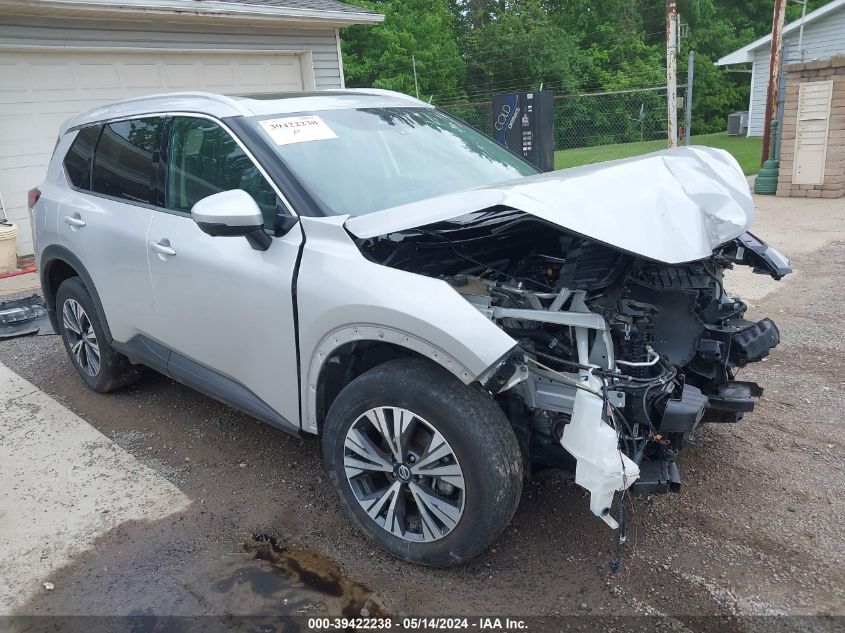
[[62, 298, 101, 377], [343, 406, 466, 542]]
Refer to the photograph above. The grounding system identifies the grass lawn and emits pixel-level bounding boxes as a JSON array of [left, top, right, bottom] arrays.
[[554, 132, 763, 175]]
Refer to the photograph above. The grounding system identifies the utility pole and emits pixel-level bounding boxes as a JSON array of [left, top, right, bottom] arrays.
[[412, 55, 420, 99], [666, 0, 679, 148], [761, 0, 786, 166], [685, 50, 695, 145]]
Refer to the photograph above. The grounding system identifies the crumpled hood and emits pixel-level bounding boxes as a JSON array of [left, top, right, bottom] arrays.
[[345, 146, 754, 264]]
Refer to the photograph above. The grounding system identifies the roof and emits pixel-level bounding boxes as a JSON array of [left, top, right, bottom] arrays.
[[0, 0, 384, 25], [716, 0, 845, 65], [198, 0, 380, 15], [61, 89, 430, 132]]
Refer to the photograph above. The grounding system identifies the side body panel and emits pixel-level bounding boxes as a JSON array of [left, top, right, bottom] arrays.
[[296, 215, 516, 434], [52, 130, 155, 342], [111, 334, 298, 434], [32, 134, 72, 273], [143, 211, 303, 427], [56, 192, 155, 342]]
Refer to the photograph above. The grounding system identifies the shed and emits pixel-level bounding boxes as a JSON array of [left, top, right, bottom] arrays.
[[0, 0, 383, 255], [716, 0, 845, 137]]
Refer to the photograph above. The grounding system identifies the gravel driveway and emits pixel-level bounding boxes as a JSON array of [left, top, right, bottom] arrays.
[[0, 192, 842, 628]]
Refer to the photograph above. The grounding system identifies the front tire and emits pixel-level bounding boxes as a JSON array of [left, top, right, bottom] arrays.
[[323, 358, 523, 567], [56, 277, 142, 393]]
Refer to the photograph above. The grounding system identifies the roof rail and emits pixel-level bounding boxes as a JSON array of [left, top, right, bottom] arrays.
[[100, 91, 249, 113], [58, 91, 252, 134], [342, 88, 429, 107]]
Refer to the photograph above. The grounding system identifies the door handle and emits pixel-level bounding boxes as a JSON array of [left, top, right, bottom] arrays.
[[64, 215, 86, 228], [150, 240, 176, 257]]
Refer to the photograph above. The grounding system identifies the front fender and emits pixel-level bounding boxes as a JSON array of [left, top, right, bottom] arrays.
[[297, 216, 516, 433]]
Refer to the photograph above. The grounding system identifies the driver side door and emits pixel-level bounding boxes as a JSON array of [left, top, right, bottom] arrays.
[[143, 114, 302, 431]]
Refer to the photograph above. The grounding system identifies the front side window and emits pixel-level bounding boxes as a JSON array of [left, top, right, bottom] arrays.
[[91, 117, 162, 204], [166, 117, 278, 229], [64, 125, 101, 190]]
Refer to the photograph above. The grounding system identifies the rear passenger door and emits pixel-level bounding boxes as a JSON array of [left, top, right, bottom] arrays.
[[144, 115, 302, 429], [58, 117, 162, 343]]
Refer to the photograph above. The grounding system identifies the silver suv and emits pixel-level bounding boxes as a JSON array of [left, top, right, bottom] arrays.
[[30, 90, 789, 567]]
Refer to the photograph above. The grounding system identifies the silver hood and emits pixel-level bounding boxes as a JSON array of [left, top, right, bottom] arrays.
[[345, 146, 754, 264]]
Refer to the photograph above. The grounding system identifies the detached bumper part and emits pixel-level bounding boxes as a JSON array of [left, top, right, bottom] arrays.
[[630, 458, 681, 496], [730, 318, 779, 365], [660, 384, 709, 434], [708, 380, 763, 415], [560, 389, 639, 528], [733, 232, 792, 280], [0, 295, 54, 339]]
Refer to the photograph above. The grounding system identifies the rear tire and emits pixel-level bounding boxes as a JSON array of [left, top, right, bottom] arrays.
[[56, 277, 142, 393], [322, 358, 523, 567]]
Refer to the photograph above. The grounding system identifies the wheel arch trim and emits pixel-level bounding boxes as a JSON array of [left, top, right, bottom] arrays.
[[304, 324, 476, 434], [40, 245, 113, 342]]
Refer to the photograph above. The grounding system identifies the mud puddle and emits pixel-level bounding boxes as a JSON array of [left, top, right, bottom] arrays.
[[193, 534, 387, 618]]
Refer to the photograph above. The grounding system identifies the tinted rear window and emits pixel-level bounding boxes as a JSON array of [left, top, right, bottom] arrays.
[[92, 118, 162, 204], [64, 126, 101, 190]]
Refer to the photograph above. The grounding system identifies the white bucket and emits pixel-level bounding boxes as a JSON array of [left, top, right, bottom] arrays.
[[0, 222, 18, 274]]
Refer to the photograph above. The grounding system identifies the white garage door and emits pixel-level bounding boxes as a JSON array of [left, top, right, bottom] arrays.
[[0, 49, 306, 255]]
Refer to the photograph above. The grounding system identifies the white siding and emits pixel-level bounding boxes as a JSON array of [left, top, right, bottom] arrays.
[[747, 6, 845, 136], [748, 46, 771, 137], [789, 4, 845, 61], [0, 16, 344, 90]]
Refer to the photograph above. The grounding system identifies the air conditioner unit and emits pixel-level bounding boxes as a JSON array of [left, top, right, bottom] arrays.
[[727, 111, 749, 136]]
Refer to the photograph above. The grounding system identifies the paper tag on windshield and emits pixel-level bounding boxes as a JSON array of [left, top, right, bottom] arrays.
[[259, 115, 338, 146]]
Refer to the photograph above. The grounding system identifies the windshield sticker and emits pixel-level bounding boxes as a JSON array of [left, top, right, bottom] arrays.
[[259, 115, 338, 145]]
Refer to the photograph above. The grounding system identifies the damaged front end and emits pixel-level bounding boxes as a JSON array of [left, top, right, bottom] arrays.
[[348, 148, 790, 528], [355, 211, 789, 525]]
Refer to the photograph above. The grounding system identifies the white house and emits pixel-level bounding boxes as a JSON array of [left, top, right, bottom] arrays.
[[716, 0, 845, 137], [0, 0, 383, 255]]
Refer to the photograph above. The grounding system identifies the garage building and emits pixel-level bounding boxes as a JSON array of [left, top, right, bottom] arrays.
[[0, 0, 383, 256]]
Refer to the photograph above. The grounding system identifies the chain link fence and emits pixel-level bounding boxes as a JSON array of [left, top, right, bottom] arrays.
[[440, 85, 673, 169]]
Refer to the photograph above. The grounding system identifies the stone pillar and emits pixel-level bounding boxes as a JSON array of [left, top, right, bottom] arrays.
[[777, 54, 845, 199]]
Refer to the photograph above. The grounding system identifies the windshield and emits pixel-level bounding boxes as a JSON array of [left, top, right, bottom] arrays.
[[248, 107, 538, 216]]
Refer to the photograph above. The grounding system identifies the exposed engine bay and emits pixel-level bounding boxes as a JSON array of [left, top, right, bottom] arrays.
[[356, 208, 791, 527]]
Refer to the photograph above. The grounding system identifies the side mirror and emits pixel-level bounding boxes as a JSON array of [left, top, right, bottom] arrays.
[[191, 190, 271, 251]]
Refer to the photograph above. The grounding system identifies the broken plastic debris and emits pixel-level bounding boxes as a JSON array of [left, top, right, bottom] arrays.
[[559, 389, 639, 526], [0, 294, 55, 339]]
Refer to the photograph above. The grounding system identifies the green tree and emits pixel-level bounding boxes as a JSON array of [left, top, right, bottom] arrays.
[[459, 0, 585, 101], [341, 0, 464, 99], [546, 0, 664, 90], [450, 0, 508, 29]]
